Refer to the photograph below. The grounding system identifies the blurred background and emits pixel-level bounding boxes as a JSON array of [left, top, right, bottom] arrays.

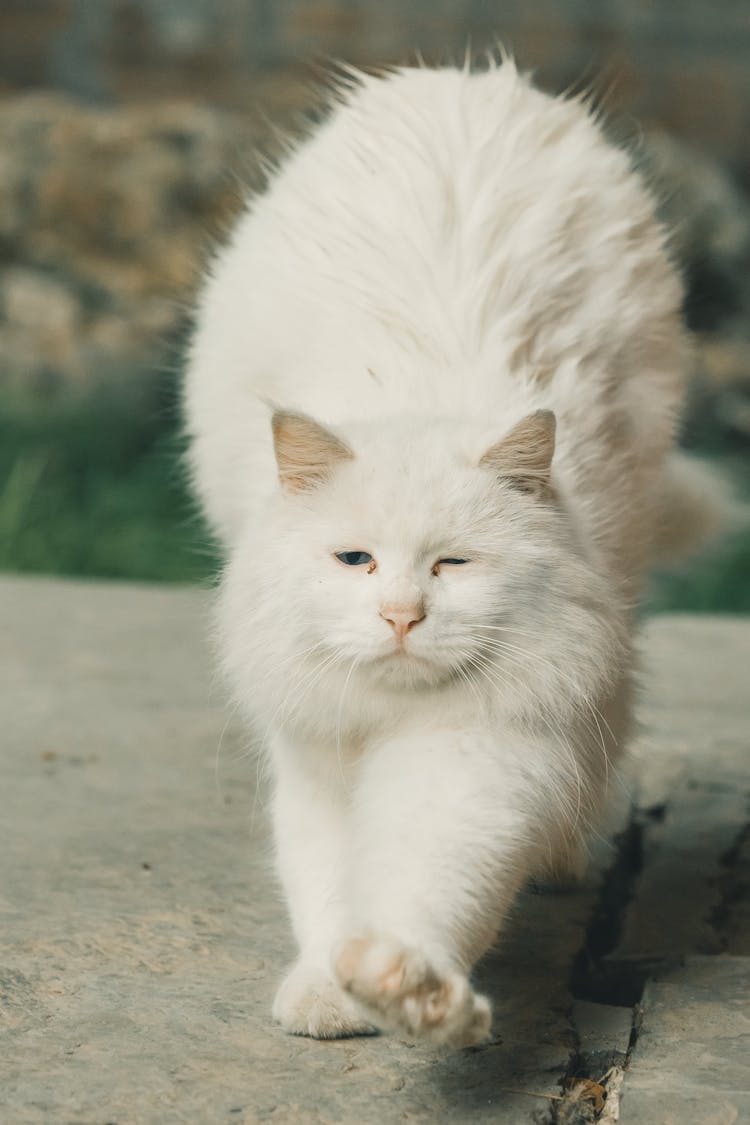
[[1, 0, 748, 609]]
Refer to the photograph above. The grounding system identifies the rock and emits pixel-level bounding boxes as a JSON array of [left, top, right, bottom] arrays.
[[683, 335, 750, 448], [0, 94, 273, 396], [2, 266, 79, 333], [638, 131, 750, 333], [640, 131, 750, 272], [637, 135, 750, 444], [696, 337, 750, 386], [2, 91, 749, 405], [0, 266, 82, 392]]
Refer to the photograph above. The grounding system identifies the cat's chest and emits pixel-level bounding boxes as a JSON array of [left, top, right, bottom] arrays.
[[306, 679, 497, 753]]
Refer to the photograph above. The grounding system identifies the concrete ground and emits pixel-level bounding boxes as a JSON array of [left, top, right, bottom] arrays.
[[1, 575, 749, 1124]]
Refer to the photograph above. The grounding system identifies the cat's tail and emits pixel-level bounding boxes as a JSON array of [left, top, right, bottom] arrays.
[[650, 451, 740, 565]]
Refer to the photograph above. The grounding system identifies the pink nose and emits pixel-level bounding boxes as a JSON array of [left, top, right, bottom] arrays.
[[380, 606, 425, 642]]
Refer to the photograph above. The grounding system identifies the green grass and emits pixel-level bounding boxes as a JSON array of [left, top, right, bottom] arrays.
[[0, 377, 217, 583], [1, 374, 748, 612], [647, 527, 750, 614]]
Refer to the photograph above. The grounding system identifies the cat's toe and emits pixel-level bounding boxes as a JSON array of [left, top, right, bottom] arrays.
[[335, 934, 491, 1048], [336, 933, 423, 1001], [273, 960, 376, 1039]]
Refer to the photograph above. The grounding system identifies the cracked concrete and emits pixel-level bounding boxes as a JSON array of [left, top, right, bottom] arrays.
[[1, 577, 749, 1124]]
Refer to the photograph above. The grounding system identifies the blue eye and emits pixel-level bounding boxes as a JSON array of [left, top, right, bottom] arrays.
[[335, 551, 374, 567]]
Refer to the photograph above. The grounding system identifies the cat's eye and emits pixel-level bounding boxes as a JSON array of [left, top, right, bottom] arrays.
[[335, 551, 375, 568], [431, 558, 469, 575]]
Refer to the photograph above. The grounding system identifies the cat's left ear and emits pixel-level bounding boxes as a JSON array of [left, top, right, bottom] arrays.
[[271, 409, 353, 494], [479, 410, 556, 497]]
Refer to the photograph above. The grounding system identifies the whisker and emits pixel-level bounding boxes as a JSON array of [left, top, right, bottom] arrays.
[[261, 648, 343, 748], [213, 697, 242, 804], [462, 626, 617, 783], [468, 653, 586, 834], [450, 648, 488, 717], [335, 656, 360, 783]]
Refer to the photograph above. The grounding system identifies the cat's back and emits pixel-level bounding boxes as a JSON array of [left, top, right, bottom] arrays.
[[192, 62, 680, 400], [186, 62, 684, 541]]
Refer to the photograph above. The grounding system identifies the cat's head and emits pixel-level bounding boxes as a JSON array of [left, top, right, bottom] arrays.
[[229, 405, 613, 706]]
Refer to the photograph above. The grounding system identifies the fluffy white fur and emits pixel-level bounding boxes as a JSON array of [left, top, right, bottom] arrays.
[[184, 61, 703, 1047]]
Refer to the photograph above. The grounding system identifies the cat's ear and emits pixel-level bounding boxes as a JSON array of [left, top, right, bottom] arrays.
[[271, 410, 353, 494], [479, 410, 556, 497]]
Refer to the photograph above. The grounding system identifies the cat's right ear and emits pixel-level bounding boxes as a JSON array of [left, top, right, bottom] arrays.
[[271, 410, 353, 494], [479, 410, 556, 497]]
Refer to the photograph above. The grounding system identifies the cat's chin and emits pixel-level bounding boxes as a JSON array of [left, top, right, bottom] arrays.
[[367, 649, 454, 691]]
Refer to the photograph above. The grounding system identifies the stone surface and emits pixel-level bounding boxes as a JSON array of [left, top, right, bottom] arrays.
[[614, 771, 748, 959], [619, 958, 750, 1124], [1, 576, 749, 1123], [572, 1000, 633, 1070]]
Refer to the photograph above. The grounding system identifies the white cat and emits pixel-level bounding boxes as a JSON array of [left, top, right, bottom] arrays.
[[184, 60, 720, 1047]]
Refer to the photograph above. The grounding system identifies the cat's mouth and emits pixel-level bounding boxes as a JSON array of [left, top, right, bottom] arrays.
[[387, 639, 431, 662], [370, 643, 453, 687], [377, 645, 426, 664]]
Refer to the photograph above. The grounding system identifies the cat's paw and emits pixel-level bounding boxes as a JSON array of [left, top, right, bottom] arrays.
[[334, 934, 492, 1048], [272, 960, 377, 1039]]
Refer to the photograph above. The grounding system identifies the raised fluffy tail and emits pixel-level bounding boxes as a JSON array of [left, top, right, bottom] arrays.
[[650, 451, 738, 565]]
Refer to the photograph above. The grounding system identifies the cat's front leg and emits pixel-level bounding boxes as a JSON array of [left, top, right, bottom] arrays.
[[269, 732, 374, 1039], [335, 724, 558, 1047]]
